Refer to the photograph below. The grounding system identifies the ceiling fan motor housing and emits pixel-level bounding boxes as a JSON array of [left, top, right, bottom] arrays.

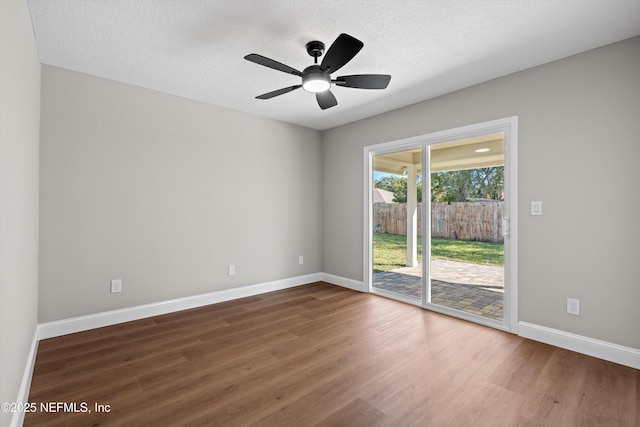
[[302, 65, 330, 92]]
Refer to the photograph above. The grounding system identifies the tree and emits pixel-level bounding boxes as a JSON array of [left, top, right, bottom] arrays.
[[471, 167, 504, 200], [431, 167, 504, 202], [375, 166, 503, 204], [374, 175, 422, 203]]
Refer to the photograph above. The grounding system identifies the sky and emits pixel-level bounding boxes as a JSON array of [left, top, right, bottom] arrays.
[[373, 171, 398, 181]]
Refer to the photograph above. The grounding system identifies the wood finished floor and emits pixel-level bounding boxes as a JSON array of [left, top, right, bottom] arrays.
[[26, 282, 639, 426]]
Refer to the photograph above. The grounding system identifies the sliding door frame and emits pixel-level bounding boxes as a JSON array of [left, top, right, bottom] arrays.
[[364, 116, 518, 333]]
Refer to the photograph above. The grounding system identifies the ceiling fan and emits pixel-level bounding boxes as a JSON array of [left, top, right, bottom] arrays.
[[244, 33, 391, 110]]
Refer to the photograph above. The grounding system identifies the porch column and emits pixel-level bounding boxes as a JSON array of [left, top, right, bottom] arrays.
[[406, 165, 418, 267]]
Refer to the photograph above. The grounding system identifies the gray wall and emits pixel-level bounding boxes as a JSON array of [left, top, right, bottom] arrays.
[[322, 37, 640, 349], [39, 66, 322, 322], [0, 0, 41, 424]]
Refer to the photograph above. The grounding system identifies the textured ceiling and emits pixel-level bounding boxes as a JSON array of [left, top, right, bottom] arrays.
[[27, 1, 640, 130]]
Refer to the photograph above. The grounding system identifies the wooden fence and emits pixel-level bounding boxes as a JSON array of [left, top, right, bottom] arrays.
[[374, 201, 504, 243]]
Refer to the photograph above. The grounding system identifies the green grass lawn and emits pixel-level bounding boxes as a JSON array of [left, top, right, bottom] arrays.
[[373, 233, 503, 273]]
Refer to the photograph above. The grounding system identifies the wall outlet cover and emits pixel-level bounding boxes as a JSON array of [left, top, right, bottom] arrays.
[[567, 298, 580, 315], [110, 279, 122, 293]]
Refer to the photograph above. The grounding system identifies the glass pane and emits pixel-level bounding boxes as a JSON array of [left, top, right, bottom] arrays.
[[372, 148, 423, 301], [429, 134, 505, 320]]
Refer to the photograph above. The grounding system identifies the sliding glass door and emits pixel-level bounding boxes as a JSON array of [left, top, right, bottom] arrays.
[[365, 118, 517, 332]]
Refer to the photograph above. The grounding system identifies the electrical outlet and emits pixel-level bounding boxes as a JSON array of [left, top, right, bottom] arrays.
[[567, 298, 580, 315], [110, 279, 122, 294], [228, 264, 236, 276], [298, 256, 304, 265]]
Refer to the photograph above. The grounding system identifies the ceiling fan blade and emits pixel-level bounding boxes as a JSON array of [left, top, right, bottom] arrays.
[[316, 90, 337, 110], [256, 85, 302, 99], [335, 74, 391, 89], [320, 33, 363, 73], [244, 54, 303, 77]]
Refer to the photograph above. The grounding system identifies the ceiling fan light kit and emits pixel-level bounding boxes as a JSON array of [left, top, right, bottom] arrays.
[[302, 66, 330, 93], [244, 33, 391, 110]]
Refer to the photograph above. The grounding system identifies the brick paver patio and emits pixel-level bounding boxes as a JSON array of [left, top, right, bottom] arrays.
[[373, 259, 504, 320]]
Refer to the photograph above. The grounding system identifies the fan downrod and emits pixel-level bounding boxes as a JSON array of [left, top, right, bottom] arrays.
[[306, 41, 325, 63]]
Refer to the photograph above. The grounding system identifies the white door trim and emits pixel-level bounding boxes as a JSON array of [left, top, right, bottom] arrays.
[[364, 116, 518, 333]]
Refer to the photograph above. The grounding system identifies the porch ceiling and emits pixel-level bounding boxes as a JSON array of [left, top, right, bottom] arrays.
[[373, 132, 505, 174]]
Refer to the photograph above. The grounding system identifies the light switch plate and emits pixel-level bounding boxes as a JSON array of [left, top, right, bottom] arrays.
[[531, 201, 542, 216]]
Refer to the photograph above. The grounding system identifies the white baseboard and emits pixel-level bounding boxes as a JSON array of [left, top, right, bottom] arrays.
[[39, 273, 323, 339], [10, 327, 39, 427], [35, 277, 640, 369], [321, 273, 364, 292], [518, 321, 640, 370]]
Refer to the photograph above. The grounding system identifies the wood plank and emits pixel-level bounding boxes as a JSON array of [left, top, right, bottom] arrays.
[[314, 398, 388, 427], [488, 338, 556, 394], [24, 282, 639, 426], [575, 357, 638, 426]]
